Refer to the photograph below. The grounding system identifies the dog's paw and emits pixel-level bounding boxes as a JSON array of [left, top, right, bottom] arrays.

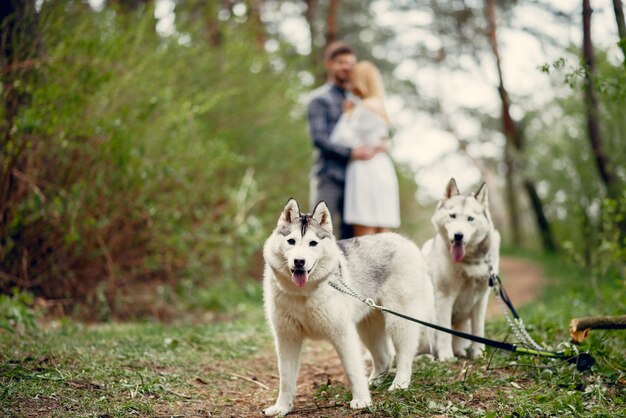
[[453, 347, 469, 358], [388, 380, 409, 391], [470, 346, 484, 360], [436, 350, 456, 362], [350, 397, 372, 409], [453, 338, 471, 357], [368, 373, 387, 387], [453, 339, 471, 355], [264, 404, 291, 416]]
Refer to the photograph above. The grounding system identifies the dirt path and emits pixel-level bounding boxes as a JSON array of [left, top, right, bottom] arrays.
[[486, 256, 545, 318], [201, 256, 546, 417]]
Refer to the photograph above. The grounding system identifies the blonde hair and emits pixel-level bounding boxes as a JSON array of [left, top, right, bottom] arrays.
[[351, 61, 390, 123]]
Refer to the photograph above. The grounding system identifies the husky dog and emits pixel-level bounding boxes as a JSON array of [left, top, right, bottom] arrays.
[[422, 179, 500, 361], [262, 198, 435, 416]]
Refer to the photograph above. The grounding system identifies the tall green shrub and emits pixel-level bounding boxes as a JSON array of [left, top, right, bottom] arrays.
[[1, 2, 310, 316], [531, 53, 626, 279]]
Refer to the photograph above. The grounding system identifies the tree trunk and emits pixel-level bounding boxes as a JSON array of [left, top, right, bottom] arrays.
[[325, 0, 340, 49], [0, 0, 39, 270], [503, 142, 522, 245], [582, 1, 620, 198], [109, 0, 152, 13], [246, 0, 265, 51], [304, 0, 323, 82], [613, 0, 626, 66], [582, 1, 626, 240], [304, 0, 317, 46], [523, 180, 557, 252], [485, 0, 558, 251], [206, 1, 223, 48], [315, 0, 340, 84], [486, 0, 521, 246]]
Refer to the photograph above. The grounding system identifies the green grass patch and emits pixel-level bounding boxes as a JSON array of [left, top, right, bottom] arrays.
[[1, 251, 624, 416], [0, 306, 272, 417], [304, 250, 625, 416]]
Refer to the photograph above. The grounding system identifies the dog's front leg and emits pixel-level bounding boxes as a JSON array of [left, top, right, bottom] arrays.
[[452, 319, 471, 357], [469, 291, 489, 359], [264, 335, 303, 417], [434, 292, 455, 361], [332, 327, 371, 409]]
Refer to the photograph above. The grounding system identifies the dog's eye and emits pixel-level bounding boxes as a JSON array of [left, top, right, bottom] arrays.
[[309, 240, 318, 247], [287, 238, 296, 245], [468, 216, 474, 222], [449, 213, 456, 219]]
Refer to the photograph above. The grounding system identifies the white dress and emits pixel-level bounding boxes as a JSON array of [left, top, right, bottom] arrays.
[[330, 104, 400, 228]]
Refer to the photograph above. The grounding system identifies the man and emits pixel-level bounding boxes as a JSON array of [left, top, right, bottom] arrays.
[[307, 42, 376, 239]]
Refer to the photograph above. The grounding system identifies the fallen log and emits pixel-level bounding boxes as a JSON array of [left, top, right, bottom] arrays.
[[569, 315, 626, 343]]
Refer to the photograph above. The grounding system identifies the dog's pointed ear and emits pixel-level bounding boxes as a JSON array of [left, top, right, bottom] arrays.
[[278, 198, 300, 226], [475, 182, 489, 205], [311, 200, 333, 234], [445, 178, 460, 199]]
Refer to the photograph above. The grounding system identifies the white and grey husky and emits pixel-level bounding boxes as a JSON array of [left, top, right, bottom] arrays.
[[422, 179, 501, 361], [262, 198, 435, 416]]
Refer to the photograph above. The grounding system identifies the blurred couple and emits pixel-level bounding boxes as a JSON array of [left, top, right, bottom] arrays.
[[308, 42, 399, 239]]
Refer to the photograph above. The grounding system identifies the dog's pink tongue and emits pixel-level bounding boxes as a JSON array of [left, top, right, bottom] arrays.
[[450, 243, 465, 263], [292, 270, 308, 287]]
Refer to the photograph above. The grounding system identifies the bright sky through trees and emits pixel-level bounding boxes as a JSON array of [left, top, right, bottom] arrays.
[[91, 0, 622, 201]]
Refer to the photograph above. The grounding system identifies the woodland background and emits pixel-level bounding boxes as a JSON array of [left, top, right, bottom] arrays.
[[1, 0, 625, 320]]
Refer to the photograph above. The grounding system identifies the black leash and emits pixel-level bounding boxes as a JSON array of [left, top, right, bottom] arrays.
[[490, 273, 519, 319], [365, 298, 520, 353], [487, 260, 547, 352], [328, 272, 595, 371]]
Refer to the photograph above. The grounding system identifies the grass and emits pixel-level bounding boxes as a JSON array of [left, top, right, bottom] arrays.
[[1, 251, 625, 417], [0, 307, 273, 417]]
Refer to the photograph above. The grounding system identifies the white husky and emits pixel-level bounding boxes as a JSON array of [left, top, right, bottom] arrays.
[[262, 198, 435, 416], [422, 179, 500, 361]]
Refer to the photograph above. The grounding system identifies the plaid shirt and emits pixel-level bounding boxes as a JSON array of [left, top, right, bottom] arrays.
[[307, 83, 352, 183]]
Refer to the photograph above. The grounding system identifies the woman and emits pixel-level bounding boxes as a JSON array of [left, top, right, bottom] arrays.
[[330, 61, 400, 236]]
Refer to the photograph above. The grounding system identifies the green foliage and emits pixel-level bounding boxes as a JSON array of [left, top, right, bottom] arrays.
[[529, 52, 626, 282], [0, 288, 37, 334], [177, 276, 262, 312], [0, 309, 270, 416], [1, 1, 310, 315], [0, 252, 624, 416], [395, 162, 434, 244], [559, 196, 626, 290]]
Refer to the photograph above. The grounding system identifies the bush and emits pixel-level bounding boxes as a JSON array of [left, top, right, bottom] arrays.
[[0, 288, 37, 334], [1, 2, 310, 317]]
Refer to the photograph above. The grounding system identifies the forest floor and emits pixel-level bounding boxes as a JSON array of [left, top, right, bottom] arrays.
[[197, 256, 547, 417], [2, 255, 625, 417]]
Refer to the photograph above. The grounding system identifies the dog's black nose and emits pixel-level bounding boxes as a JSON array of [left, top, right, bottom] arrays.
[[454, 233, 464, 242], [294, 258, 306, 269]]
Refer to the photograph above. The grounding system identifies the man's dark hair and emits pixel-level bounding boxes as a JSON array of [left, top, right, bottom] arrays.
[[325, 41, 355, 61]]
